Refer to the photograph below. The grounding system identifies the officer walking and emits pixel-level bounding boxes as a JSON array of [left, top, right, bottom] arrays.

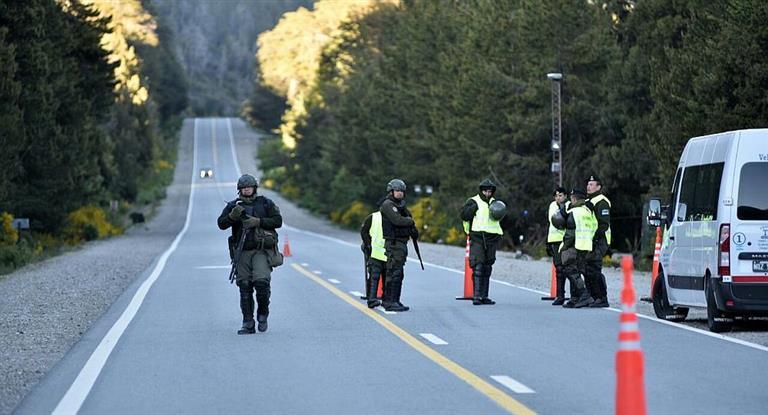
[[460, 179, 507, 305], [379, 179, 418, 312], [218, 174, 283, 334], [552, 188, 595, 308], [585, 175, 611, 308], [547, 187, 568, 305], [360, 211, 387, 308]]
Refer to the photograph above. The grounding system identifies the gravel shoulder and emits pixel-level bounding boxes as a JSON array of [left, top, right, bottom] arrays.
[[3, 118, 765, 414]]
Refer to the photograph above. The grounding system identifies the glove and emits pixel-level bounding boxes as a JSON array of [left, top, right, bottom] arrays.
[[228, 204, 245, 221], [584, 200, 595, 211], [409, 227, 419, 239], [242, 215, 260, 229]]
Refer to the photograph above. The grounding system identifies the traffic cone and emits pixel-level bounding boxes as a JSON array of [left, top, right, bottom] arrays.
[[377, 275, 384, 299], [541, 264, 557, 300], [616, 255, 647, 415], [283, 235, 292, 257], [456, 236, 474, 300], [641, 227, 661, 303]]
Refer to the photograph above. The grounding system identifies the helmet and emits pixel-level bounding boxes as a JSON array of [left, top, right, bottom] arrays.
[[551, 209, 566, 229], [386, 179, 407, 192], [479, 178, 497, 193], [489, 200, 507, 221], [237, 174, 258, 189], [570, 188, 587, 199]]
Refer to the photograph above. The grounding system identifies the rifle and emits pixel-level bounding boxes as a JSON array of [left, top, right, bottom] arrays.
[[411, 235, 424, 270], [228, 229, 249, 284]]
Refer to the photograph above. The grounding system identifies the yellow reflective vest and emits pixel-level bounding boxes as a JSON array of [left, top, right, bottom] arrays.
[[547, 201, 565, 243], [588, 193, 612, 245], [369, 212, 387, 261], [463, 195, 503, 235], [570, 205, 597, 251]]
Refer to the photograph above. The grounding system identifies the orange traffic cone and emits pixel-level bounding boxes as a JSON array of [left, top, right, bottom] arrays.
[[456, 236, 474, 300], [641, 227, 662, 303], [616, 255, 647, 415], [541, 264, 557, 300], [283, 235, 292, 257], [377, 275, 384, 299]]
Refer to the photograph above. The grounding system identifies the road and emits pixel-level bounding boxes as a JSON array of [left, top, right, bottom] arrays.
[[16, 118, 768, 414]]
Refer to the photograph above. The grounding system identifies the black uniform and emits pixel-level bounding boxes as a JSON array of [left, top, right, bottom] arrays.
[[585, 190, 610, 307], [360, 213, 387, 308], [218, 195, 282, 333], [379, 195, 416, 312]]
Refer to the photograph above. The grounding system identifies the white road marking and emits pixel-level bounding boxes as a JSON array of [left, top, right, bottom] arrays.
[[380, 309, 397, 315], [195, 265, 230, 269], [419, 333, 448, 345], [491, 375, 536, 394], [53, 118, 201, 415], [313, 270, 322, 275], [491, 279, 514, 286], [301, 262, 309, 266], [349, 291, 365, 297], [327, 278, 340, 284]]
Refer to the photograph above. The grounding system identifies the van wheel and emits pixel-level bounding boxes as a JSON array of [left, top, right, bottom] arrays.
[[652, 271, 688, 322], [706, 277, 733, 333]]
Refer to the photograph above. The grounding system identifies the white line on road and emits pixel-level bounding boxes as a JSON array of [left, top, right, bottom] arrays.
[[379, 309, 397, 315], [52, 118, 201, 415], [349, 291, 365, 297], [313, 270, 322, 275], [491, 279, 514, 286], [195, 265, 230, 269], [300, 262, 309, 266], [491, 375, 536, 394], [327, 278, 340, 284], [419, 333, 448, 345]]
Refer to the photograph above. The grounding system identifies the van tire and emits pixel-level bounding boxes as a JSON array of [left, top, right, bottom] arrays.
[[706, 277, 733, 333], [652, 271, 688, 322]]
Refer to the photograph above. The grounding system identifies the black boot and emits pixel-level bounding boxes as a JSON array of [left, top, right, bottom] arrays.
[[367, 273, 381, 308], [573, 278, 594, 308], [481, 277, 495, 305], [472, 265, 483, 305], [257, 314, 268, 332], [394, 280, 409, 311], [552, 297, 565, 306], [237, 319, 255, 335]]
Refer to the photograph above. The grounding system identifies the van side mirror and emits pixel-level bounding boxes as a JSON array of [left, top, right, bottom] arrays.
[[647, 199, 662, 228], [677, 203, 687, 222]]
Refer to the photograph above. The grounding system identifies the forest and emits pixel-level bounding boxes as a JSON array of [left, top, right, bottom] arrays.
[[252, 0, 768, 256]]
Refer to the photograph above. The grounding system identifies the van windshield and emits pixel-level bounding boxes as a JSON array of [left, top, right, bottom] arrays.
[[738, 162, 768, 220]]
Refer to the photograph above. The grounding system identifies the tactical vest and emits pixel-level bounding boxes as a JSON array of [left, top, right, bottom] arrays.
[[589, 193, 612, 245], [382, 200, 412, 239], [569, 205, 597, 251], [236, 197, 277, 250], [463, 195, 503, 235], [369, 212, 387, 261], [547, 201, 565, 243]]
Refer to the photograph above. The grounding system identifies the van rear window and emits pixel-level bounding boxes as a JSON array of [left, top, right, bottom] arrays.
[[738, 163, 768, 220]]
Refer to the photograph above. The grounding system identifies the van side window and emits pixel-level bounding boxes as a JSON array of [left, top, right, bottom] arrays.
[[678, 163, 724, 222], [668, 168, 682, 227], [737, 162, 768, 220]]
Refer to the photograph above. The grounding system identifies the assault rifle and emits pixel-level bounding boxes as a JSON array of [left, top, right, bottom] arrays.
[[228, 229, 249, 284], [411, 234, 424, 270]]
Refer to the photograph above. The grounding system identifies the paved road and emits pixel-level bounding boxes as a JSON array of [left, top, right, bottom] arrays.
[[17, 118, 768, 414]]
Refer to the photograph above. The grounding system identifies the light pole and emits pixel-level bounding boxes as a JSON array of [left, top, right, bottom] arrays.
[[547, 72, 563, 187]]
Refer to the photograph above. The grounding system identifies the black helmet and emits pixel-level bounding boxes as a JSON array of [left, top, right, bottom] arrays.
[[237, 174, 258, 189], [551, 209, 567, 229], [386, 179, 407, 192], [570, 188, 587, 199], [489, 200, 507, 220], [479, 178, 496, 193]]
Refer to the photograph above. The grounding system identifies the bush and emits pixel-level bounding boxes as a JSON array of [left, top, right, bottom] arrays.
[[0, 212, 19, 245], [331, 201, 370, 229], [62, 205, 123, 244]]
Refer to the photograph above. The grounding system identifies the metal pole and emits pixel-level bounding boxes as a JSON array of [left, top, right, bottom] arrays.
[[547, 73, 563, 187]]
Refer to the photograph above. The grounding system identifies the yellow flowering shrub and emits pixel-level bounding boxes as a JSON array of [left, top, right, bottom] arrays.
[[0, 212, 19, 245], [63, 205, 123, 243]]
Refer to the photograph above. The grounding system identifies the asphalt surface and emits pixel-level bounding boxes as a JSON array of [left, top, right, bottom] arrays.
[[9, 118, 768, 414]]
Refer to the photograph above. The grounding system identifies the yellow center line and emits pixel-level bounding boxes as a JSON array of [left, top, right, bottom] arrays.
[[290, 263, 537, 415]]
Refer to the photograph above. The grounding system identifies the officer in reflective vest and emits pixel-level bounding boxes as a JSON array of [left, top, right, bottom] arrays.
[[360, 211, 387, 308], [555, 188, 596, 308], [547, 187, 568, 305], [585, 175, 611, 308], [460, 178, 506, 305]]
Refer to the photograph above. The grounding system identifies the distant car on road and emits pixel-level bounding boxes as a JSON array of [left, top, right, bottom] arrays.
[[200, 167, 214, 178], [648, 129, 768, 332]]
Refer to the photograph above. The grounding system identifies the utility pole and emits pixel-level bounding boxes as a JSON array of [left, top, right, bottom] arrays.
[[547, 72, 563, 187]]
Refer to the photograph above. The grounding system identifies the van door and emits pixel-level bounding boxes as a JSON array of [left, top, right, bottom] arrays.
[[665, 167, 691, 305], [730, 160, 768, 291]]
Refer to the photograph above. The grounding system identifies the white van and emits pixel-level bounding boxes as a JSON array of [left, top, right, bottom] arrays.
[[647, 129, 768, 332]]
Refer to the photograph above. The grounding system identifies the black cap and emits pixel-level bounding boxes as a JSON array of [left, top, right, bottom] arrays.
[[553, 186, 567, 196], [570, 188, 587, 198], [586, 175, 601, 185]]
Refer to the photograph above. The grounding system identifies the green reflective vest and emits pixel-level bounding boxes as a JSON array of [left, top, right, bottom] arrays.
[[463, 195, 503, 235], [588, 193, 612, 245], [571, 205, 597, 251], [547, 201, 565, 243], [369, 212, 387, 261]]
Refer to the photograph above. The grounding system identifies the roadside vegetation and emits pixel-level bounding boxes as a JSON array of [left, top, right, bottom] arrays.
[[0, 0, 188, 274], [250, 0, 768, 264]]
